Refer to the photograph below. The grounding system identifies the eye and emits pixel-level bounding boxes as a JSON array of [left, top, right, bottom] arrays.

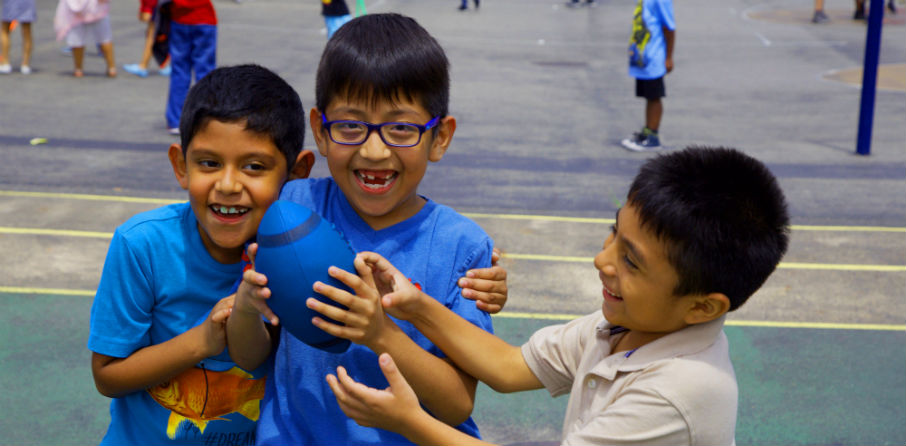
[[386, 123, 418, 135], [244, 162, 267, 172], [623, 255, 638, 270], [197, 159, 220, 169]]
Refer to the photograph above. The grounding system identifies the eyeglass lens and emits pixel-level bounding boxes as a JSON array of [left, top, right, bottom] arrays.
[[330, 122, 422, 147]]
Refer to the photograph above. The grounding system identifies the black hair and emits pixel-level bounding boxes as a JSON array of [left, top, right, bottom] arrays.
[[315, 13, 449, 119], [627, 146, 790, 311], [179, 64, 306, 172]]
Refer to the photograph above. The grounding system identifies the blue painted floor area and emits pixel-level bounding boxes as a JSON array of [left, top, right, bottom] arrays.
[[1, 294, 903, 445]]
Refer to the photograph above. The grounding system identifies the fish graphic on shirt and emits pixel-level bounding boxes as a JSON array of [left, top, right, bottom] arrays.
[[148, 366, 265, 439]]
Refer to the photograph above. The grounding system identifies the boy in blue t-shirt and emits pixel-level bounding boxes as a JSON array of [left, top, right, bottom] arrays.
[[227, 13, 506, 446], [621, 0, 675, 152], [87, 64, 316, 445]]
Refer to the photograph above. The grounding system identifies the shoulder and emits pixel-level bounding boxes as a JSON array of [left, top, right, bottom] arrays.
[[423, 200, 490, 240], [280, 178, 334, 202], [116, 202, 190, 239], [631, 348, 737, 442]]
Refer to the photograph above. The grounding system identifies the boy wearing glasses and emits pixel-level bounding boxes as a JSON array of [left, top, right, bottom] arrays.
[[227, 13, 505, 445]]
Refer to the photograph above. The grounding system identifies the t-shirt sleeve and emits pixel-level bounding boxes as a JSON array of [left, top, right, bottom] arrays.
[[657, 0, 676, 31], [442, 236, 494, 335], [521, 313, 599, 397], [87, 229, 156, 358]]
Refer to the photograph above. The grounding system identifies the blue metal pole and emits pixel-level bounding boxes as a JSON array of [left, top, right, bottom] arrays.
[[856, 0, 884, 156]]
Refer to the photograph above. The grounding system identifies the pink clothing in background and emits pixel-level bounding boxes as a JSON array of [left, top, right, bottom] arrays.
[[53, 0, 110, 41]]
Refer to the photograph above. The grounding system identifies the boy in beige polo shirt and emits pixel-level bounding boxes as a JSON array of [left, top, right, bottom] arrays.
[[316, 146, 790, 446]]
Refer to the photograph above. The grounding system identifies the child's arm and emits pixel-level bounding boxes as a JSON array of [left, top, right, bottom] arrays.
[[664, 27, 675, 73], [226, 243, 279, 371], [307, 260, 479, 426], [92, 296, 233, 398], [458, 247, 508, 314], [363, 252, 543, 393], [328, 353, 495, 446]]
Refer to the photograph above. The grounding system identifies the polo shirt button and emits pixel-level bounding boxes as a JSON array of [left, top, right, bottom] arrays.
[[587, 378, 597, 389]]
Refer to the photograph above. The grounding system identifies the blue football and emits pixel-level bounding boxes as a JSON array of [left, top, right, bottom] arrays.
[[255, 200, 353, 353]]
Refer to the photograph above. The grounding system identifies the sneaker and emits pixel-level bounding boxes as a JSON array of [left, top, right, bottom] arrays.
[[812, 9, 830, 23], [0, 63, 11, 74], [888, 0, 897, 14], [123, 63, 149, 78], [158, 65, 171, 76], [20, 65, 31, 75], [853, 8, 866, 20], [620, 129, 662, 152], [168, 127, 180, 135]]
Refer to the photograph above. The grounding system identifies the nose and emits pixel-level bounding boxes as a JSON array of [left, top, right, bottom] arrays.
[[215, 166, 243, 194], [358, 129, 391, 161], [594, 237, 618, 277]]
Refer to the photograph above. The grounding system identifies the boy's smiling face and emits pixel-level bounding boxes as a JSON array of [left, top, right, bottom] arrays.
[[169, 119, 292, 264], [311, 95, 455, 230], [594, 203, 712, 348]]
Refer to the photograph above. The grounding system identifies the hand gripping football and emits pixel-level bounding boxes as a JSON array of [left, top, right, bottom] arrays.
[[255, 200, 353, 353]]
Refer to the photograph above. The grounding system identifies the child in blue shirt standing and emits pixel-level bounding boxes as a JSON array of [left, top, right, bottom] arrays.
[[88, 64, 315, 444], [227, 13, 506, 446], [621, 0, 675, 152]]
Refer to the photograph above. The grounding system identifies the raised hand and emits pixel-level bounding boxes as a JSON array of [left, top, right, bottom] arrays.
[[232, 243, 279, 326]]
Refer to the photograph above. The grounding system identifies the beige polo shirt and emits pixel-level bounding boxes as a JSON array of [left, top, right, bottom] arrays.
[[521, 313, 737, 446]]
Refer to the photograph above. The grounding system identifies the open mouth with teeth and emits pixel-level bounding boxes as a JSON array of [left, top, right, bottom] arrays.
[[356, 169, 397, 193], [210, 205, 250, 221], [602, 283, 623, 302]]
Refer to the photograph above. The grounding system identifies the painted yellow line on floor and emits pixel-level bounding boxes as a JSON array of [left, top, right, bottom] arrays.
[[0, 190, 180, 205], [0, 226, 112, 239], [501, 253, 906, 272], [3, 190, 904, 233], [492, 311, 906, 331], [0, 286, 95, 296], [2, 286, 903, 331], [0, 227, 903, 272]]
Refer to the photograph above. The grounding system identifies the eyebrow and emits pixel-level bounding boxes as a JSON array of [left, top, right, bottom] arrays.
[[615, 208, 647, 269]]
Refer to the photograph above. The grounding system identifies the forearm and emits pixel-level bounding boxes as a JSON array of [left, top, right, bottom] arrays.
[[398, 410, 495, 446], [664, 28, 675, 60], [92, 324, 210, 398], [371, 323, 477, 426], [410, 296, 541, 394], [226, 308, 273, 371]]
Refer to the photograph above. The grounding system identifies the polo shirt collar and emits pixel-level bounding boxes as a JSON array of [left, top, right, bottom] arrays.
[[591, 315, 727, 378]]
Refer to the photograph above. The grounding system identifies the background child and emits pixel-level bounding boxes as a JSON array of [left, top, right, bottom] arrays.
[[53, 0, 116, 77], [621, 0, 675, 152], [165, 0, 217, 135], [320, 0, 352, 39], [0, 0, 34, 74], [88, 64, 314, 444], [122, 0, 171, 77], [327, 146, 790, 446], [227, 13, 507, 446]]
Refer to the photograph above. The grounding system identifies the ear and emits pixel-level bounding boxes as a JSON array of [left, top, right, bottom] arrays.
[[289, 149, 316, 180], [168, 144, 189, 190], [309, 108, 329, 157], [427, 115, 456, 162], [683, 292, 731, 325]]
